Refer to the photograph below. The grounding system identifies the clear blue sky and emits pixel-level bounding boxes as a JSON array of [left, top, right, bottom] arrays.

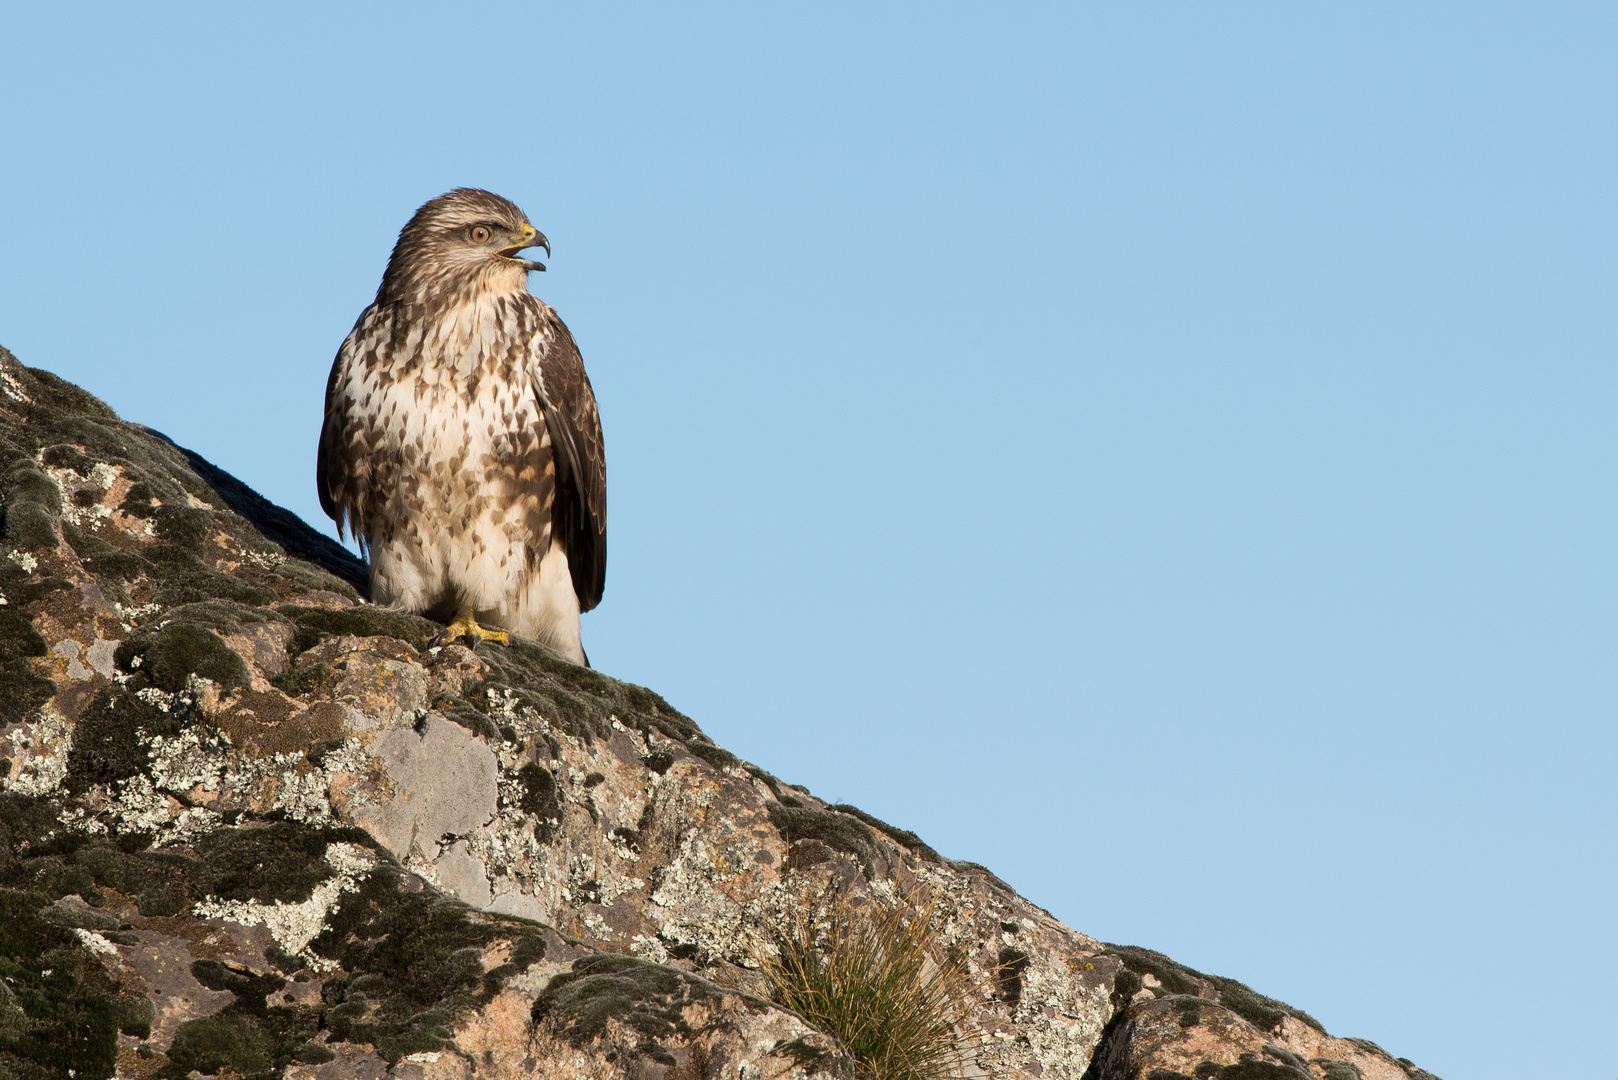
[[3, 5, 1614, 1077]]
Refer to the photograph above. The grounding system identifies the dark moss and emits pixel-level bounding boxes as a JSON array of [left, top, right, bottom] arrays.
[[148, 429, 367, 595], [151, 505, 218, 552], [531, 954, 717, 1054], [165, 1012, 279, 1078], [685, 739, 739, 771], [997, 948, 1030, 1007], [110, 991, 155, 1038], [644, 750, 674, 774], [461, 639, 703, 748], [114, 620, 248, 693], [766, 803, 880, 878], [1312, 1061, 1364, 1080], [136, 542, 278, 607], [309, 864, 548, 1064], [0, 559, 70, 727], [270, 662, 331, 699], [515, 763, 562, 841], [277, 603, 438, 651], [196, 823, 376, 905], [158, 599, 275, 635], [117, 481, 158, 519], [2, 460, 63, 550], [36, 899, 120, 931], [1102, 944, 1323, 1035], [65, 685, 182, 792], [1186, 1053, 1313, 1080], [429, 690, 502, 741], [1109, 966, 1142, 1013], [1171, 995, 1209, 1028], [291, 1042, 336, 1063], [0, 888, 121, 1080], [1215, 980, 1321, 1035], [582, 771, 606, 787], [1147, 1071, 1196, 1080], [136, 885, 188, 917], [827, 803, 941, 864], [1262, 1045, 1314, 1073], [20, 365, 120, 421], [39, 444, 95, 474]]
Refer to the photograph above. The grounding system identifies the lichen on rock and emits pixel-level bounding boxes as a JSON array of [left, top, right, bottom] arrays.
[[0, 346, 1440, 1080]]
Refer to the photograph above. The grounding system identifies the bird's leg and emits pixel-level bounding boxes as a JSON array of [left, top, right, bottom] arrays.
[[431, 604, 510, 649]]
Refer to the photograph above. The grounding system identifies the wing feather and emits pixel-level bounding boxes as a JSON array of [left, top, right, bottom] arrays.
[[532, 310, 607, 611]]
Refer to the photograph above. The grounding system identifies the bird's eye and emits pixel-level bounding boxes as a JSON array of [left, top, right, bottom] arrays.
[[471, 226, 492, 243]]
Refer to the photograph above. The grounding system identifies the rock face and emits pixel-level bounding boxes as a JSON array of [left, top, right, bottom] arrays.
[[0, 346, 1439, 1080]]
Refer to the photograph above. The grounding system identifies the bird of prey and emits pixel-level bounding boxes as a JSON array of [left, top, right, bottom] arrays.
[[316, 188, 606, 665]]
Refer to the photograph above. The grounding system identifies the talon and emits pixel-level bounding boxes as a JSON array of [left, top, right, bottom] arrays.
[[436, 605, 511, 649]]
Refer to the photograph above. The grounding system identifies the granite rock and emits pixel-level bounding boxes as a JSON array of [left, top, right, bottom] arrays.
[[0, 346, 1437, 1080]]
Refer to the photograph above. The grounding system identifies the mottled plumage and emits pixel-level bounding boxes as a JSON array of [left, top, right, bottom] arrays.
[[317, 189, 605, 664]]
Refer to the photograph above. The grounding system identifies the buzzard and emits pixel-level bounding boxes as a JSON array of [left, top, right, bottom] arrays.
[[316, 188, 606, 665]]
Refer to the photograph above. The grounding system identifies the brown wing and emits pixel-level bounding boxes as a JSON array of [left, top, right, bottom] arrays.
[[316, 315, 365, 539], [534, 309, 607, 611], [315, 303, 390, 547]]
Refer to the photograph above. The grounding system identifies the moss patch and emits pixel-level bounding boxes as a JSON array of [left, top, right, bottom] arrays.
[[0, 887, 123, 1080], [1180, 1051, 1315, 1079], [996, 948, 1031, 1007], [159, 959, 316, 1080], [828, 803, 941, 864], [531, 954, 717, 1061], [196, 823, 376, 905], [0, 557, 70, 726], [1102, 945, 1323, 1035], [277, 603, 438, 652], [515, 763, 563, 842], [65, 685, 183, 792], [766, 803, 880, 878], [438, 637, 704, 750], [312, 864, 548, 1064], [114, 620, 249, 693]]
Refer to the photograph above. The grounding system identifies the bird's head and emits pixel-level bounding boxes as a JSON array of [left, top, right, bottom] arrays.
[[378, 188, 551, 304]]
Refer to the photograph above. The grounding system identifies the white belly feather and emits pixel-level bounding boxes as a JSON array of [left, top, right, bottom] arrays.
[[343, 296, 585, 663]]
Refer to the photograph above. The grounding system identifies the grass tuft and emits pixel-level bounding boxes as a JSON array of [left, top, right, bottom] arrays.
[[760, 886, 980, 1080]]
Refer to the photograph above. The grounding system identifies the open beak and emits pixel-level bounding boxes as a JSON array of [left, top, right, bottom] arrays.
[[500, 224, 550, 272]]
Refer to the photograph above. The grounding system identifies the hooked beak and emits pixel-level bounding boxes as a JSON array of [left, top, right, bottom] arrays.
[[500, 223, 550, 272]]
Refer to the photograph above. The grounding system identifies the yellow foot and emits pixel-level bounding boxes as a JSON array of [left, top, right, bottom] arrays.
[[430, 608, 510, 650]]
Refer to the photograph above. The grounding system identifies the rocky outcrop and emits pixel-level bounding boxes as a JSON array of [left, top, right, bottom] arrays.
[[0, 346, 1438, 1080]]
